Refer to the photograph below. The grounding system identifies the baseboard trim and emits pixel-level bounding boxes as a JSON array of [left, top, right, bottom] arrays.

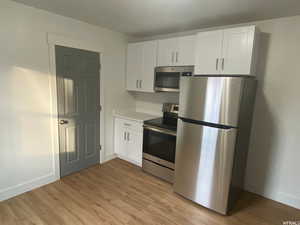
[[245, 186, 300, 210], [276, 192, 300, 210], [102, 154, 117, 163], [0, 173, 58, 202], [116, 155, 142, 167]]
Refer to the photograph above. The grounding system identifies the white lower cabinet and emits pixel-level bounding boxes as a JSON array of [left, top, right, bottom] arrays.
[[114, 117, 143, 166]]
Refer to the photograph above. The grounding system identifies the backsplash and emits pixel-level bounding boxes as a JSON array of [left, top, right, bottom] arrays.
[[134, 92, 179, 116]]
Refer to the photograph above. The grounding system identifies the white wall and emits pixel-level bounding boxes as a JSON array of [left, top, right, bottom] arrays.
[[133, 16, 300, 209], [0, 0, 135, 201], [245, 16, 300, 209], [135, 92, 179, 115]]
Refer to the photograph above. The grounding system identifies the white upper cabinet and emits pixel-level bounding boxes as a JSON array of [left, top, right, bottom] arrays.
[[158, 35, 196, 67], [126, 40, 157, 92], [157, 38, 177, 67], [176, 35, 196, 66], [221, 26, 257, 75], [140, 41, 158, 92], [126, 43, 143, 91], [195, 26, 259, 76], [195, 30, 223, 74]]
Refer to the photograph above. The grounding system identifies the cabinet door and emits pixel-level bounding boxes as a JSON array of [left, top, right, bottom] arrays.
[[194, 30, 223, 75], [221, 26, 256, 75], [176, 35, 196, 66], [126, 43, 143, 91], [141, 41, 157, 92], [126, 129, 143, 166], [157, 38, 177, 67], [114, 119, 127, 157]]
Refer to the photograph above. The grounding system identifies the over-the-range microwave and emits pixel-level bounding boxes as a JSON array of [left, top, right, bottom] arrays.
[[154, 66, 194, 92]]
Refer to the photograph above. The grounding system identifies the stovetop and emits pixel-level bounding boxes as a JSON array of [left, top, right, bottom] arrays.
[[144, 117, 177, 132]]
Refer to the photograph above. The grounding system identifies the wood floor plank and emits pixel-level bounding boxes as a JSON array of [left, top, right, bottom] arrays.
[[0, 158, 299, 225]]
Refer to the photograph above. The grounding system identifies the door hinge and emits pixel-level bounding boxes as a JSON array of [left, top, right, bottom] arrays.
[[97, 105, 102, 112]]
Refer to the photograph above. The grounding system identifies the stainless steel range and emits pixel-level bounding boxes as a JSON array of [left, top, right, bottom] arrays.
[[142, 103, 178, 183]]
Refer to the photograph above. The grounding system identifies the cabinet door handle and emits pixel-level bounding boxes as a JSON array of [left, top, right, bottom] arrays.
[[216, 58, 219, 71], [221, 58, 225, 71], [176, 52, 179, 63], [124, 132, 126, 141], [127, 132, 130, 141], [171, 52, 174, 63], [140, 80, 142, 89]]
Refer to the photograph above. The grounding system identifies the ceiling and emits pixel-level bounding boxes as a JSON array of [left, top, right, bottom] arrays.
[[11, 0, 300, 37]]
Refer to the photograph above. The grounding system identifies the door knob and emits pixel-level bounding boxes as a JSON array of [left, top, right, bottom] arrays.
[[59, 120, 69, 125]]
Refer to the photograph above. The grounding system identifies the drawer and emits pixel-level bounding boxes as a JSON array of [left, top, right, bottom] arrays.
[[115, 118, 143, 132]]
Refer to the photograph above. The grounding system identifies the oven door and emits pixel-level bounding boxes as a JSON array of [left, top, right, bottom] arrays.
[[143, 125, 176, 169]]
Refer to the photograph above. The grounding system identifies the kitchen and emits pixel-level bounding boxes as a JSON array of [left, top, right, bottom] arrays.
[[1, 0, 300, 224], [114, 25, 258, 215]]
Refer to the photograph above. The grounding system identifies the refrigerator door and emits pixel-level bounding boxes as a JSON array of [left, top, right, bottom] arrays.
[[174, 119, 237, 214], [179, 76, 244, 127]]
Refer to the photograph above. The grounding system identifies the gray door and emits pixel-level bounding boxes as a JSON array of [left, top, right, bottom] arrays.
[[55, 45, 101, 177]]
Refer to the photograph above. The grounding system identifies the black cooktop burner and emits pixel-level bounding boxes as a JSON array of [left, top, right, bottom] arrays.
[[144, 117, 177, 132]]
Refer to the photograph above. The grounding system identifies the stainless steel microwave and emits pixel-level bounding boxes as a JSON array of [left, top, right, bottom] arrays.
[[154, 66, 194, 92]]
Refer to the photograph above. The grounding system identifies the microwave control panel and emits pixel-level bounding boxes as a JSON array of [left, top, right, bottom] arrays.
[[181, 72, 193, 77]]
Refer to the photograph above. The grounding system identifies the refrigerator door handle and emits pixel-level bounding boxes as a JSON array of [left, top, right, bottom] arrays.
[[179, 117, 236, 130]]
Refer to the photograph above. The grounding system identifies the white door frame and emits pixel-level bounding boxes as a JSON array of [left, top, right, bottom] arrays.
[[47, 33, 105, 180]]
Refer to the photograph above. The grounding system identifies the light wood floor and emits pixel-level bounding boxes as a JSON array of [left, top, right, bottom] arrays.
[[1, 159, 299, 225]]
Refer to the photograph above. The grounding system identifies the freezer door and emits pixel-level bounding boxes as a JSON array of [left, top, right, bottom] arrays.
[[174, 119, 237, 214], [179, 76, 244, 127]]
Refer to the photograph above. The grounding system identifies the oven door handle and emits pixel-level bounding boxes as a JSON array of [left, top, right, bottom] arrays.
[[143, 125, 177, 136]]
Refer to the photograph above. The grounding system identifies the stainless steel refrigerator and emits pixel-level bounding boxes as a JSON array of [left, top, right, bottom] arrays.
[[174, 76, 257, 215]]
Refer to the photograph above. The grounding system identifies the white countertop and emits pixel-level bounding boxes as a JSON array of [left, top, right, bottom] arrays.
[[114, 110, 159, 122]]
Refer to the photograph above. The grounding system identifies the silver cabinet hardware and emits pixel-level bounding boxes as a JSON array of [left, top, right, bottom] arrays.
[[127, 132, 130, 141], [123, 132, 130, 141], [222, 58, 225, 71], [124, 123, 131, 126], [171, 52, 175, 63], [216, 58, 219, 71], [140, 80, 142, 89], [176, 52, 179, 63]]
